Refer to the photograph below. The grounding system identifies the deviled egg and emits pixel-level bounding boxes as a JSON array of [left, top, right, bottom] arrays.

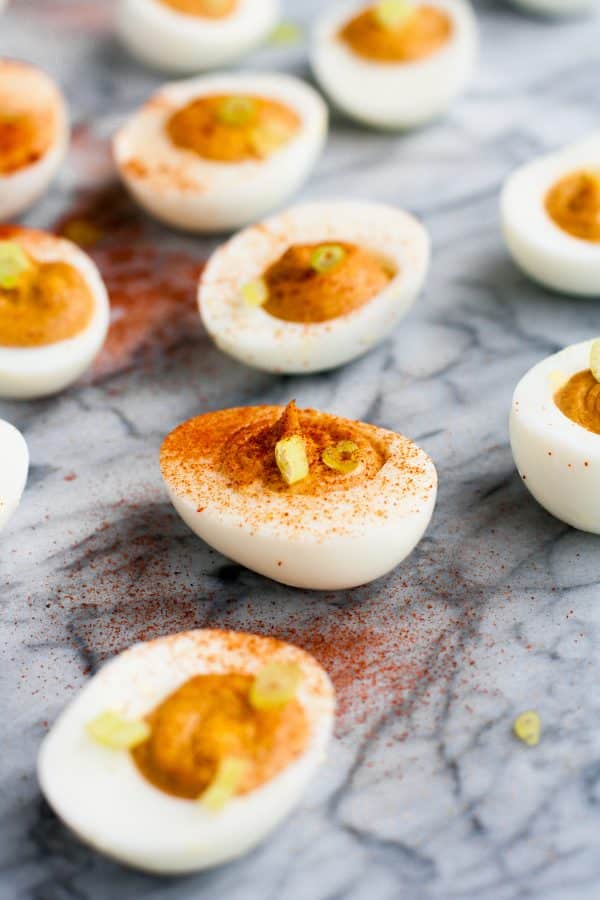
[[510, 338, 600, 532], [38, 628, 334, 874], [0, 419, 28, 530], [0, 227, 109, 399], [311, 0, 478, 129], [501, 133, 600, 296], [0, 59, 69, 221], [114, 72, 327, 233], [117, 0, 280, 74], [161, 401, 437, 589], [200, 201, 429, 372]]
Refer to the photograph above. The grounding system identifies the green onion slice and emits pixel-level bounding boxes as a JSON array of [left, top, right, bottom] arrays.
[[310, 244, 346, 275]]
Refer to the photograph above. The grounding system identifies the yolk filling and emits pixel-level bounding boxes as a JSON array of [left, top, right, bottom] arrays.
[[260, 242, 395, 323], [219, 401, 387, 494], [0, 111, 53, 175], [131, 673, 308, 800], [554, 369, 600, 435], [166, 94, 301, 163], [545, 170, 600, 243], [339, 3, 453, 64], [159, 0, 237, 17], [0, 247, 94, 347]]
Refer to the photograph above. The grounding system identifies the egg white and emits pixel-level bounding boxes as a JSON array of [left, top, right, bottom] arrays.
[[117, 0, 280, 72], [0, 229, 110, 399], [200, 201, 429, 373], [162, 407, 437, 589], [510, 339, 600, 532], [0, 419, 28, 530], [0, 60, 69, 221], [310, 0, 478, 130], [501, 133, 600, 297], [114, 72, 327, 233], [38, 628, 334, 874]]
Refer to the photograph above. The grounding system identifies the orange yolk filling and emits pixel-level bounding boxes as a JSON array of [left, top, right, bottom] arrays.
[[161, 401, 388, 498], [554, 370, 600, 435], [261, 242, 394, 324], [159, 0, 237, 17], [166, 94, 301, 163], [0, 110, 53, 176], [339, 4, 453, 63], [0, 252, 94, 347], [131, 673, 308, 799], [545, 170, 600, 243]]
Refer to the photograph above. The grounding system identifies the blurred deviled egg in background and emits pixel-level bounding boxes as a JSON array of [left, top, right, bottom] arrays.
[[117, 0, 281, 72], [0, 59, 69, 220], [502, 133, 600, 296], [114, 72, 327, 233], [0, 228, 109, 399], [39, 628, 334, 874], [200, 201, 429, 373], [0, 419, 28, 531], [511, 338, 600, 533], [311, 0, 478, 129]]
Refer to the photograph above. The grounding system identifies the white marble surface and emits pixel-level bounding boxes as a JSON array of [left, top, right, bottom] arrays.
[[2, 1, 600, 898]]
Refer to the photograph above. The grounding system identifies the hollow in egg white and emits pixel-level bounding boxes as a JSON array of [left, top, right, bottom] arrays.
[[0, 419, 28, 530], [117, 0, 280, 74], [161, 402, 437, 589], [38, 628, 335, 874], [113, 72, 327, 233], [0, 227, 109, 399], [510, 339, 600, 532], [501, 133, 600, 296], [0, 59, 69, 221], [311, 0, 478, 130], [200, 201, 429, 373]]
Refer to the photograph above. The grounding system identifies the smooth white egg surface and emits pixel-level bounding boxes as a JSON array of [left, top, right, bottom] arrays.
[[0, 419, 28, 530], [38, 628, 335, 874], [510, 339, 600, 532], [0, 227, 110, 399], [311, 0, 478, 130], [0, 59, 69, 221], [200, 201, 429, 373], [161, 404, 438, 589], [501, 133, 600, 296], [113, 72, 327, 233], [117, 0, 280, 73]]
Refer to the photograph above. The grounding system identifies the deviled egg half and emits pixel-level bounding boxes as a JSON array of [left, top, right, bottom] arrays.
[[161, 401, 437, 589], [0, 227, 109, 399], [0, 419, 28, 530], [118, 0, 280, 74], [0, 59, 69, 221], [200, 201, 429, 373], [510, 338, 600, 532], [311, 0, 478, 130], [38, 628, 334, 874], [501, 133, 600, 296], [114, 72, 327, 233]]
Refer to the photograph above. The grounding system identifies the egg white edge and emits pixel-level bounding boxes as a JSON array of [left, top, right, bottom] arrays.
[[199, 200, 430, 373], [0, 234, 110, 399], [0, 418, 28, 530], [38, 629, 335, 874]]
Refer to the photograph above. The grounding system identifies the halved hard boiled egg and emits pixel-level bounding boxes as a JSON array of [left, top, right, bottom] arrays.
[[311, 0, 478, 130], [114, 73, 327, 233], [161, 401, 437, 589], [0, 59, 69, 221], [117, 0, 280, 73], [38, 628, 334, 874], [0, 419, 28, 530], [501, 133, 600, 296], [0, 227, 110, 399], [200, 201, 429, 373], [510, 338, 600, 532]]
